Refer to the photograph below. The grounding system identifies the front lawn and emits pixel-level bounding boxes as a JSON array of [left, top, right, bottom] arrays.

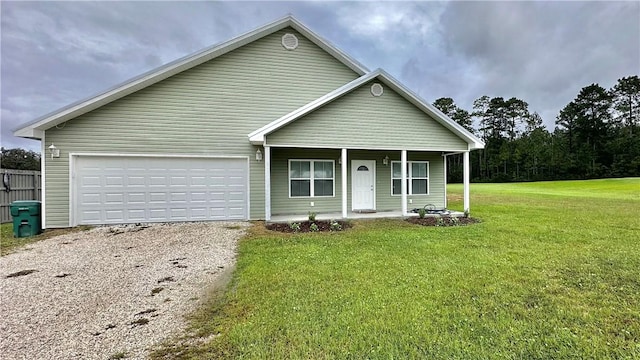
[[153, 178, 640, 359]]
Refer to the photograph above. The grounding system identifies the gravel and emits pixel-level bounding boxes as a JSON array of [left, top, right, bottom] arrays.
[[0, 221, 248, 360]]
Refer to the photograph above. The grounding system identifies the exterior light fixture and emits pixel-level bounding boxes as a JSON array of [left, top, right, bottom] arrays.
[[383, 155, 389, 166], [256, 149, 263, 161], [48, 143, 60, 158]]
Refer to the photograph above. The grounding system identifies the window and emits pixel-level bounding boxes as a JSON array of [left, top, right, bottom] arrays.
[[391, 161, 429, 195], [289, 160, 334, 197]]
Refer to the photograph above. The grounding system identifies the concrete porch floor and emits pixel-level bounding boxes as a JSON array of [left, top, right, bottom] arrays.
[[269, 209, 465, 223]]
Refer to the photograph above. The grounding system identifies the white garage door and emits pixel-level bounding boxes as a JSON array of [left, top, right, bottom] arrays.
[[73, 156, 248, 225]]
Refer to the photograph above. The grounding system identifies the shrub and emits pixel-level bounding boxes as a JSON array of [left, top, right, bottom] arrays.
[[330, 220, 342, 231], [289, 222, 301, 232], [436, 216, 445, 227], [418, 208, 426, 219], [309, 223, 319, 232], [308, 212, 316, 222]]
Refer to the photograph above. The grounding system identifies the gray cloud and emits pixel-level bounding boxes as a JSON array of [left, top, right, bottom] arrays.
[[434, 1, 640, 126], [2, 1, 638, 151]]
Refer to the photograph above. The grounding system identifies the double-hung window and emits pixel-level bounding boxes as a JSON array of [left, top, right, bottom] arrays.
[[289, 160, 334, 197], [391, 161, 429, 195]]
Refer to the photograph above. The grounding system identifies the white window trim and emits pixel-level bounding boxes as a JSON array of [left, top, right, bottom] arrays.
[[288, 159, 336, 198], [391, 161, 430, 196]]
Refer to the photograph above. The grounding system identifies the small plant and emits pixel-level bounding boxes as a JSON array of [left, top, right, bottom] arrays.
[[450, 216, 460, 225], [308, 211, 317, 222], [309, 223, 319, 232], [464, 209, 470, 218], [418, 208, 426, 219], [289, 222, 301, 232], [330, 220, 342, 231], [436, 216, 445, 227]]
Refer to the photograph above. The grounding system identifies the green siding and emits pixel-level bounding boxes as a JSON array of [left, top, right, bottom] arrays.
[[271, 149, 446, 215], [266, 81, 468, 151], [44, 28, 359, 227]]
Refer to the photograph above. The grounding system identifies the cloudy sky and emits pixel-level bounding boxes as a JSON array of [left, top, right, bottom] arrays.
[[2, 1, 639, 152]]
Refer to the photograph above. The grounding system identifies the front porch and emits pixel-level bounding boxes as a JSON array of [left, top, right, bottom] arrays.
[[269, 209, 466, 223], [262, 146, 471, 222]]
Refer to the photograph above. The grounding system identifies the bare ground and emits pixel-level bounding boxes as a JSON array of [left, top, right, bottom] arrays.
[[0, 221, 248, 360]]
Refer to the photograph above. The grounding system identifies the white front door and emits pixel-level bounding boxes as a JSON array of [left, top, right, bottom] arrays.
[[352, 160, 375, 210]]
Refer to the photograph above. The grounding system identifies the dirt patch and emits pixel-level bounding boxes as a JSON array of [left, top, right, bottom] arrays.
[[130, 318, 150, 327], [407, 216, 480, 227], [151, 287, 164, 296], [5, 269, 38, 278], [266, 220, 351, 233]]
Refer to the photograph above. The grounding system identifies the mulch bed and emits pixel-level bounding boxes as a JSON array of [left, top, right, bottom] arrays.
[[407, 216, 480, 227], [266, 220, 351, 233]]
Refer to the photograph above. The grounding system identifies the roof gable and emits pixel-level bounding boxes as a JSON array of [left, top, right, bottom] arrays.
[[14, 15, 368, 139], [249, 69, 485, 150]]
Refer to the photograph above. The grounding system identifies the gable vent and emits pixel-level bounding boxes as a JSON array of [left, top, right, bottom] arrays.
[[370, 83, 384, 97], [281, 33, 299, 50]]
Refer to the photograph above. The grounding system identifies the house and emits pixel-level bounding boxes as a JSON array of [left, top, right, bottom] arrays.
[[14, 16, 484, 228]]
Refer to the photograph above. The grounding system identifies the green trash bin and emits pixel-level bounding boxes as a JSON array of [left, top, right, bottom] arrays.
[[10, 200, 42, 238]]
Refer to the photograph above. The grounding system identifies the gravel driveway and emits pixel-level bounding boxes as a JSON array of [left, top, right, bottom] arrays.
[[0, 221, 248, 360]]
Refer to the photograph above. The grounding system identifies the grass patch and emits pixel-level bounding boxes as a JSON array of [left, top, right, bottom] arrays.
[[152, 178, 640, 359], [0, 223, 93, 256]]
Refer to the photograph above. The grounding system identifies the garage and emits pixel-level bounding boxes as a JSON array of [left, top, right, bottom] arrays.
[[72, 155, 248, 225]]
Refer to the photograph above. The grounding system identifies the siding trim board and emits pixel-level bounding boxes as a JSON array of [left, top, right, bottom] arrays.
[[41, 133, 47, 228]]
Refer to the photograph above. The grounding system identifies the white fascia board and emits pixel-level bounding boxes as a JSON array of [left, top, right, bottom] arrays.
[[13, 15, 368, 139], [13, 128, 44, 139]]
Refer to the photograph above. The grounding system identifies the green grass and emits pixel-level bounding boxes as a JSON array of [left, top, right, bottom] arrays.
[[154, 178, 640, 359], [0, 223, 92, 255]]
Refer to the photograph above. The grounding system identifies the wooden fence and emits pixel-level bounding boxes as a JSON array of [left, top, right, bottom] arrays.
[[0, 169, 42, 223]]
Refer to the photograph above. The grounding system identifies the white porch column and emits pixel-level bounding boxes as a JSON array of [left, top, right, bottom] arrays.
[[264, 145, 271, 221], [401, 150, 408, 216], [341, 148, 347, 218], [463, 150, 470, 214], [443, 154, 448, 208]]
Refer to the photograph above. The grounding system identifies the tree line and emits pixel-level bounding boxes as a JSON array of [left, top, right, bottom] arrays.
[[0, 147, 41, 171], [434, 75, 640, 182]]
